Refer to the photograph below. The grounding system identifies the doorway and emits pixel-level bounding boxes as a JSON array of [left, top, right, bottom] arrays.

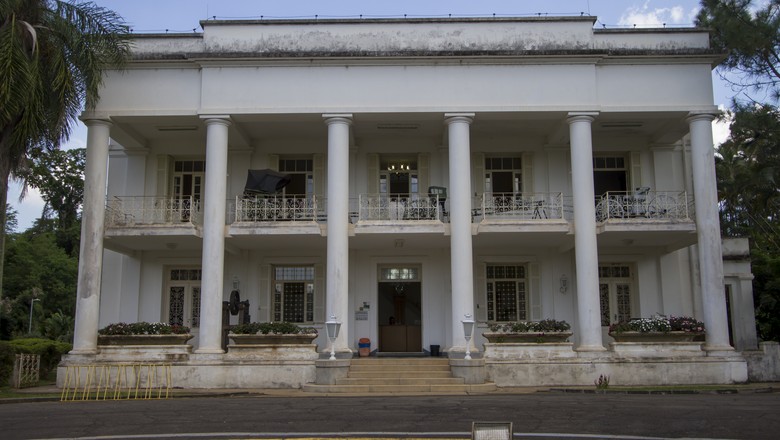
[[378, 266, 422, 352]]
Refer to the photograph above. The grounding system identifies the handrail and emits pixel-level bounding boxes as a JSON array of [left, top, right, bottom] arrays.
[[358, 194, 442, 221], [105, 196, 201, 227], [595, 190, 692, 222]]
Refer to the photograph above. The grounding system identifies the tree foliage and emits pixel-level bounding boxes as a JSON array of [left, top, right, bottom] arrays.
[[700, 1, 780, 342], [0, 0, 130, 325], [697, 0, 780, 102]]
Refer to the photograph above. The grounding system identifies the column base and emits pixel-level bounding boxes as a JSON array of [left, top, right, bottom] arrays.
[[193, 348, 225, 355], [575, 345, 607, 357], [68, 348, 98, 356], [705, 345, 738, 357]]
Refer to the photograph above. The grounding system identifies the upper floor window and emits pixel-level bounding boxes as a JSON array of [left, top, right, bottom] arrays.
[[593, 155, 627, 196], [172, 160, 205, 201], [485, 157, 522, 195], [272, 265, 315, 323], [278, 158, 313, 196], [486, 264, 527, 322], [379, 157, 418, 196]]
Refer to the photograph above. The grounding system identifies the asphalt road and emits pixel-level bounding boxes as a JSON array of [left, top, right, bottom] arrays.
[[1, 392, 779, 440]]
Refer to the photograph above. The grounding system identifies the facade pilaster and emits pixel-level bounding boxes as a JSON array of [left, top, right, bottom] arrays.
[[687, 112, 733, 353], [71, 118, 112, 354], [445, 113, 476, 356], [195, 116, 231, 354], [566, 112, 606, 352], [324, 114, 353, 355]]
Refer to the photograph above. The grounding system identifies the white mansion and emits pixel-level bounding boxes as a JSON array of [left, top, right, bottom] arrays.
[[60, 16, 778, 389]]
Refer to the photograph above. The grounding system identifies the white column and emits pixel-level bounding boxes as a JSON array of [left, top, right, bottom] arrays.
[[687, 112, 733, 353], [445, 113, 476, 355], [71, 119, 112, 354], [195, 116, 231, 354], [324, 114, 352, 355], [567, 112, 605, 352]]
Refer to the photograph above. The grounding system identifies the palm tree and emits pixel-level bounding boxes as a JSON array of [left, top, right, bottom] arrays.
[[0, 0, 130, 323]]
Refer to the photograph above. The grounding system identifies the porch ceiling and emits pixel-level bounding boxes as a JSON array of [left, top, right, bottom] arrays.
[[108, 111, 692, 150]]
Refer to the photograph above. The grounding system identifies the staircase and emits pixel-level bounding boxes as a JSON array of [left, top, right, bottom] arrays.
[[302, 358, 497, 394]]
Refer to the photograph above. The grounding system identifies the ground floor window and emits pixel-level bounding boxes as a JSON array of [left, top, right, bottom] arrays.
[[599, 264, 633, 325], [486, 264, 527, 322], [273, 266, 315, 323], [165, 268, 201, 328]]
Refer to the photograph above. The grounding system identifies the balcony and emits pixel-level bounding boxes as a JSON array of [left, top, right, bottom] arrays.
[[595, 190, 697, 250], [234, 195, 320, 223], [105, 196, 202, 227], [103, 196, 203, 253], [596, 190, 692, 223]]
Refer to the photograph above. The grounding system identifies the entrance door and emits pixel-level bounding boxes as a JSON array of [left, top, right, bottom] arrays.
[[378, 266, 422, 352], [165, 268, 201, 341], [598, 265, 634, 333]]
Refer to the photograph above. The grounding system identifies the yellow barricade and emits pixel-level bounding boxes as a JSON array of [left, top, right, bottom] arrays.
[[60, 364, 172, 401]]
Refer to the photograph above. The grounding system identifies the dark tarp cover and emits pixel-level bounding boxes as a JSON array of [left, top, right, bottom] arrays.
[[244, 169, 292, 194]]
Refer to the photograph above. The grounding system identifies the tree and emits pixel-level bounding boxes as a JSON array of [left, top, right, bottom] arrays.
[[0, 1, 130, 318], [697, 0, 780, 102]]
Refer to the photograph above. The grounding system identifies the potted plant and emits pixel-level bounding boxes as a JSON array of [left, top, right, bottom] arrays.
[[608, 315, 705, 342], [97, 322, 193, 345], [228, 321, 318, 345], [483, 319, 573, 343]]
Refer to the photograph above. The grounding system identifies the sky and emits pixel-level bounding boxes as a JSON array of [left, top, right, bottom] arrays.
[[8, 0, 734, 231]]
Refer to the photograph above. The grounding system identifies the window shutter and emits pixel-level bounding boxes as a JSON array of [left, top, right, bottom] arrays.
[[472, 153, 485, 196], [630, 152, 642, 191], [259, 264, 271, 322], [475, 262, 487, 322], [269, 154, 280, 171], [313, 154, 324, 197], [522, 153, 534, 194], [367, 153, 379, 194], [417, 153, 430, 195], [529, 262, 541, 321], [156, 155, 172, 196], [315, 263, 325, 323]]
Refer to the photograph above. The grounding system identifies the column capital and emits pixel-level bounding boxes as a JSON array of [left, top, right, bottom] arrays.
[[686, 111, 720, 124], [323, 114, 353, 125], [566, 112, 599, 124], [444, 113, 475, 125], [200, 115, 232, 126], [80, 117, 112, 128]]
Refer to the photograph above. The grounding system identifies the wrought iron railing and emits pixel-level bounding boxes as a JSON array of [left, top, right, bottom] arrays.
[[358, 194, 443, 221], [595, 190, 692, 222], [234, 195, 318, 222], [475, 192, 565, 221], [105, 196, 201, 227]]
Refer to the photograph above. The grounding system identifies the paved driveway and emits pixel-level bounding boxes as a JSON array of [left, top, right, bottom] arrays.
[[1, 392, 778, 440]]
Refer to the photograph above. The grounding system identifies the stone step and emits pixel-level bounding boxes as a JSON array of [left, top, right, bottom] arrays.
[[348, 370, 454, 378], [350, 358, 449, 366], [336, 377, 465, 386], [301, 383, 497, 394], [348, 365, 452, 373]]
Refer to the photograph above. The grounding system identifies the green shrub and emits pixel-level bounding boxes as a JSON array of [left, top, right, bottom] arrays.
[[231, 322, 317, 335], [9, 338, 72, 377], [0, 341, 15, 386]]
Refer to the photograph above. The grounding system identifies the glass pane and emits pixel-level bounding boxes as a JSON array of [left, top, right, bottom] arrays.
[[283, 282, 305, 322], [617, 284, 631, 322], [168, 286, 185, 326], [191, 287, 201, 328], [517, 282, 527, 320], [599, 284, 610, 326], [495, 281, 517, 321]]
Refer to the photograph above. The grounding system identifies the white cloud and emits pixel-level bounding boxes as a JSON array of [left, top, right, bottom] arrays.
[[712, 105, 732, 147], [618, 2, 696, 27]]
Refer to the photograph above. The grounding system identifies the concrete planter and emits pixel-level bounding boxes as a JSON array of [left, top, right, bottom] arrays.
[[229, 333, 318, 345], [483, 331, 573, 343], [609, 331, 704, 342], [97, 334, 193, 346]]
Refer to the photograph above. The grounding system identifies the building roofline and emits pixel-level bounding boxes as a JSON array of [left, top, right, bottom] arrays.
[[198, 15, 599, 27]]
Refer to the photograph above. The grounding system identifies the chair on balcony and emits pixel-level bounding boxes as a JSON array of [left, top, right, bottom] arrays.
[[428, 186, 447, 220]]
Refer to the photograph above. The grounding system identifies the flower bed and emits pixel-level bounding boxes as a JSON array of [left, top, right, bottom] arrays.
[[229, 322, 318, 345], [608, 315, 705, 344], [484, 319, 572, 343], [97, 322, 193, 346]]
